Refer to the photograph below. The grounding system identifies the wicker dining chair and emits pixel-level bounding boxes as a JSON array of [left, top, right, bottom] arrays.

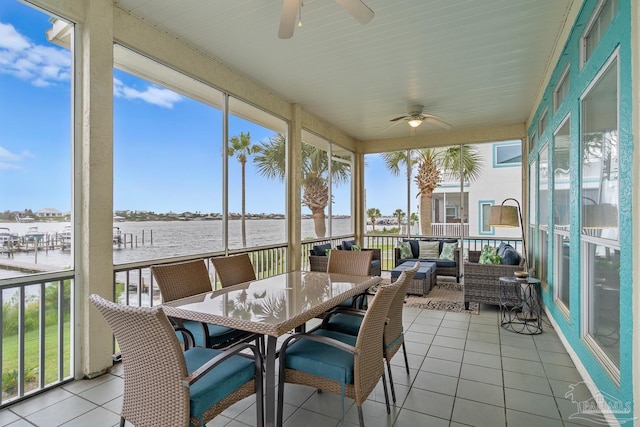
[[151, 259, 257, 349], [210, 253, 257, 288], [89, 294, 263, 427], [321, 261, 420, 403], [276, 272, 406, 427], [327, 249, 374, 309]]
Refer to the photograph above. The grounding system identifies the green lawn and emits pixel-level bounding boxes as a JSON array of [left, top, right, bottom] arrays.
[[2, 320, 71, 393]]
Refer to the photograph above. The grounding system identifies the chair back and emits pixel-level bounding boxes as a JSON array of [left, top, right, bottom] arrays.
[[384, 262, 419, 356], [89, 294, 190, 427], [151, 259, 213, 303], [210, 254, 257, 287], [352, 273, 403, 404], [327, 250, 374, 276]]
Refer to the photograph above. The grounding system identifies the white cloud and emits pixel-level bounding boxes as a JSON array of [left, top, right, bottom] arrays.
[[0, 146, 31, 171], [113, 78, 183, 108], [0, 21, 181, 107], [0, 22, 30, 50], [0, 21, 70, 87]]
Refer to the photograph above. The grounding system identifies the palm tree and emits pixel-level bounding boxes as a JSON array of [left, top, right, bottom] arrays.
[[382, 146, 482, 235], [366, 207, 381, 231], [254, 134, 350, 238], [228, 132, 261, 247], [393, 209, 405, 230]]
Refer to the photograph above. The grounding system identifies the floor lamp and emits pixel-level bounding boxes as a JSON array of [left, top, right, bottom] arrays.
[[488, 198, 529, 274]]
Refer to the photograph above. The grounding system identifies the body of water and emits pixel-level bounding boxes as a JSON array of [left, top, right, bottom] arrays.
[[0, 218, 353, 280]]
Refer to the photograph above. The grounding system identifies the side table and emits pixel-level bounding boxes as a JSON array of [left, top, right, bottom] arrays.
[[498, 276, 543, 335]]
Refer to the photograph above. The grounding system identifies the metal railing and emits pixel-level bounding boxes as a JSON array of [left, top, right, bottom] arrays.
[[0, 272, 74, 408], [431, 223, 469, 237], [113, 243, 289, 308]]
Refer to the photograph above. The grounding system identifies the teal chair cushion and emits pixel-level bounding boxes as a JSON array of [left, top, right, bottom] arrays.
[[325, 313, 363, 337], [181, 320, 248, 347], [185, 347, 255, 419], [284, 329, 357, 384]]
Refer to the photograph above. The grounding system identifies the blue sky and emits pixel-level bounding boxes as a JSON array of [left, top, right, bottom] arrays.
[[0, 1, 404, 217]]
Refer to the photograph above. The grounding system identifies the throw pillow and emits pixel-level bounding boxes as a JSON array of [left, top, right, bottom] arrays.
[[397, 242, 413, 259], [501, 246, 521, 265], [351, 244, 361, 251], [439, 241, 458, 261], [478, 245, 498, 264], [341, 240, 357, 251], [418, 240, 440, 259], [312, 243, 332, 256], [487, 254, 502, 265]]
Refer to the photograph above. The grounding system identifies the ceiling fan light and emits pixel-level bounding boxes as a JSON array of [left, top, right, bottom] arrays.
[[408, 118, 422, 128]]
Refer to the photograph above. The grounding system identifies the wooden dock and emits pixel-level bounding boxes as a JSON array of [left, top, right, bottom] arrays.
[[0, 260, 59, 274]]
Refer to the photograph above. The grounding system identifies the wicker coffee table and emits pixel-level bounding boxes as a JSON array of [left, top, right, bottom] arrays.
[[391, 261, 437, 296]]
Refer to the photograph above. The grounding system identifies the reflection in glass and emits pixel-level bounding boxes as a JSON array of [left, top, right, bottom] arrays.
[[581, 58, 619, 241], [555, 234, 570, 309], [585, 243, 620, 365], [229, 97, 287, 250], [331, 149, 353, 236], [554, 117, 571, 310]]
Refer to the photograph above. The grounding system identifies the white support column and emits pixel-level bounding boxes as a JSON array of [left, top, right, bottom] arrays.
[[354, 152, 365, 243], [76, 0, 115, 378]]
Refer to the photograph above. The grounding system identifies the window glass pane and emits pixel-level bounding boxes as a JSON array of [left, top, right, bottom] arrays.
[[585, 242, 620, 366], [556, 234, 571, 309], [480, 202, 492, 234], [554, 66, 570, 112], [330, 147, 352, 236], [493, 142, 522, 167], [554, 118, 571, 309], [581, 58, 618, 240], [538, 146, 549, 227], [529, 160, 537, 226], [538, 109, 548, 136], [114, 48, 223, 263], [584, 0, 618, 61], [301, 132, 329, 239], [364, 152, 408, 235], [228, 97, 287, 250], [0, 3, 72, 278]]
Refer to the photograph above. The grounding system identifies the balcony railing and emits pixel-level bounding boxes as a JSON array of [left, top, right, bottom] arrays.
[[0, 272, 74, 408], [113, 243, 289, 308]]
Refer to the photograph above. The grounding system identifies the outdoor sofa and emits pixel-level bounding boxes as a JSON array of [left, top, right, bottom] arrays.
[[308, 240, 381, 276], [393, 238, 461, 282], [463, 243, 526, 309]]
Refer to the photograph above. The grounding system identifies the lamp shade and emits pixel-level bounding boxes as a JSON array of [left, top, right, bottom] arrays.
[[488, 205, 519, 228], [583, 203, 618, 229]]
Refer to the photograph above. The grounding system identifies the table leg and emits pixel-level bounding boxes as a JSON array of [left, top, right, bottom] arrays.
[[265, 335, 278, 427]]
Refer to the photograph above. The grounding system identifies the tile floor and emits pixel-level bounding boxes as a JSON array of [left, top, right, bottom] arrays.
[[0, 304, 603, 427]]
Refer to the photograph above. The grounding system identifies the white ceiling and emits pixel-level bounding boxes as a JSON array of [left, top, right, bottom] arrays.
[[113, 0, 574, 142]]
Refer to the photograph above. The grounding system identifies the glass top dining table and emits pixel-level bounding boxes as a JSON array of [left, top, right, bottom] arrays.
[[162, 270, 382, 427]]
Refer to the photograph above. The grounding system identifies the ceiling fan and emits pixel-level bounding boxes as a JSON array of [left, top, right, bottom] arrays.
[[389, 105, 452, 130], [278, 0, 374, 39]]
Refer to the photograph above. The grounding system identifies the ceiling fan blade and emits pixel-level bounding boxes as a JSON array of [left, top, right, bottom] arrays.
[[381, 120, 404, 133], [424, 116, 452, 129], [389, 115, 408, 122], [278, 0, 298, 39], [335, 0, 374, 24]]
